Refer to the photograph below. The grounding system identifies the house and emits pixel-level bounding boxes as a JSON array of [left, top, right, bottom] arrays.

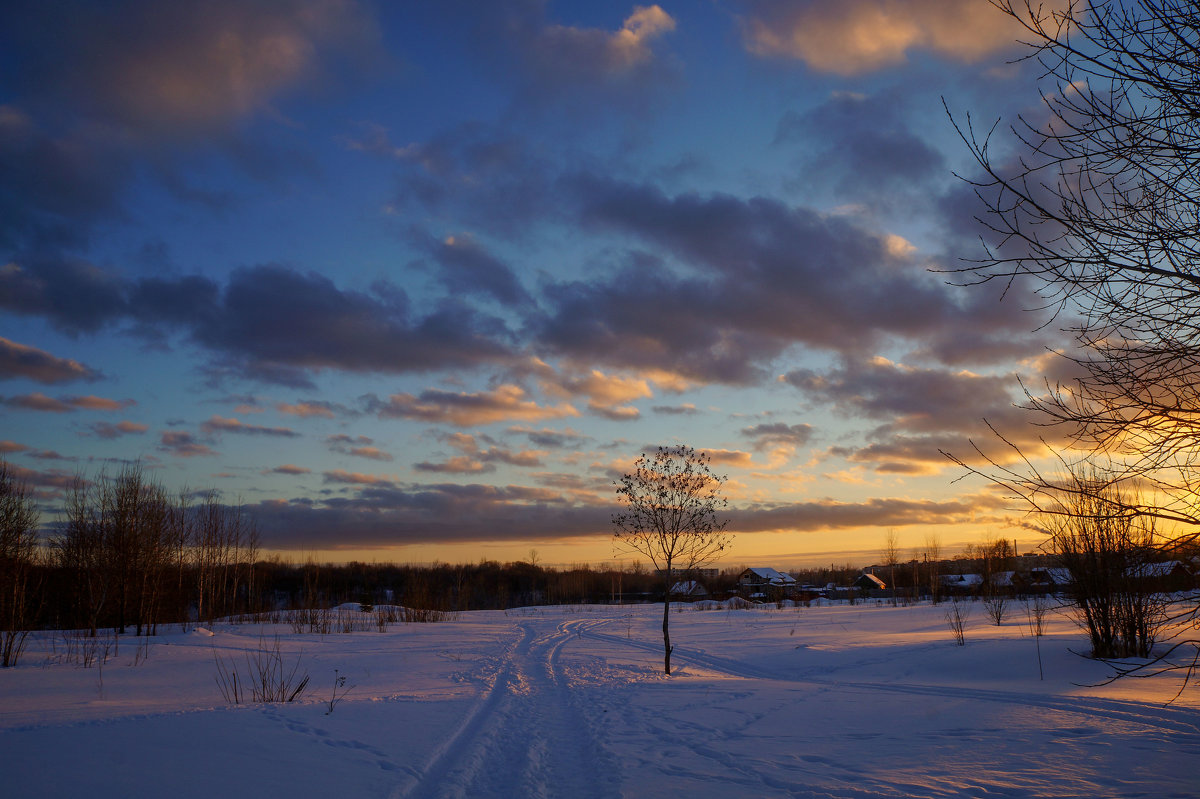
[[1029, 567, 1072, 593], [738, 567, 797, 598], [1128, 560, 1192, 592], [986, 570, 1024, 594], [670, 580, 708, 598], [852, 573, 886, 592], [940, 573, 983, 595]]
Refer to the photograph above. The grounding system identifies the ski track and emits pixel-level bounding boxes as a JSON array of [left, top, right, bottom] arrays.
[[578, 620, 1200, 738], [393, 619, 620, 799]]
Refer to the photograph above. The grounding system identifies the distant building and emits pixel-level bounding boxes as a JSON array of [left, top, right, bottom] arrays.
[[670, 581, 708, 598], [738, 567, 797, 593], [852, 573, 886, 592], [940, 573, 983, 595]]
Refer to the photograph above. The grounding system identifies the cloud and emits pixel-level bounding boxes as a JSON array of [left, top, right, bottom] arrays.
[[1, 392, 133, 412], [377, 121, 561, 238], [1, 261, 517, 383], [277, 401, 343, 418], [0, 2, 381, 251], [774, 91, 945, 207], [248, 481, 613, 549], [727, 491, 1010, 532], [322, 469, 397, 487], [781, 357, 1019, 432], [90, 421, 150, 439], [529, 360, 654, 412], [8, 0, 381, 135], [414, 456, 495, 475], [739, 0, 1029, 74], [519, 4, 676, 78], [269, 464, 312, 475], [418, 232, 532, 308], [531, 176, 1030, 383], [704, 449, 755, 468], [741, 422, 815, 449], [652, 403, 699, 415], [416, 432, 546, 473], [368, 385, 579, 427], [2, 462, 78, 496], [184, 266, 515, 381], [159, 431, 217, 457], [325, 434, 395, 462], [0, 336, 99, 383], [244, 480, 1009, 550], [783, 356, 1065, 473], [506, 426, 591, 449], [0, 258, 127, 334], [201, 415, 300, 437]]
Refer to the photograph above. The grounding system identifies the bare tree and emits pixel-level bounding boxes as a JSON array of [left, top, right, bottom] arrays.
[[948, 0, 1200, 543], [923, 535, 942, 604], [882, 529, 900, 606], [948, 0, 1200, 689], [1042, 463, 1169, 659], [56, 476, 108, 637], [613, 446, 731, 675], [0, 459, 40, 666]]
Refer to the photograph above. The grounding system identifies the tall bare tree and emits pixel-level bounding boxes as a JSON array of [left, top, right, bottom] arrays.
[[0, 459, 40, 666], [948, 0, 1200, 542], [613, 446, 731, 675], [882, 529, 900, 606]]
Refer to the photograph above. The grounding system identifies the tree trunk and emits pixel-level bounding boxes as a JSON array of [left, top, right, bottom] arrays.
[[661, 595, 672, 675]]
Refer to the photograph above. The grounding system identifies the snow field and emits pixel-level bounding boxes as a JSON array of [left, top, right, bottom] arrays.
[[2, 600, 1198, 798]]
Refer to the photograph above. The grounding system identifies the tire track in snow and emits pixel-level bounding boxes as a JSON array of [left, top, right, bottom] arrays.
[[392, 619, 620, 799]]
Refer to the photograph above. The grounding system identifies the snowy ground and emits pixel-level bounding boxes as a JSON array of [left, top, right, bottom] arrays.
[[3, 600, 1199, 798]]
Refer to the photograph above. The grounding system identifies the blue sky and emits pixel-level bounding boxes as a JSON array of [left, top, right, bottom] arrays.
[[0, 0, 1075, 566]]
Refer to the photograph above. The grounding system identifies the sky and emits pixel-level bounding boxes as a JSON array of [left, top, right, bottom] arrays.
[[0, 0, 1078, 568]]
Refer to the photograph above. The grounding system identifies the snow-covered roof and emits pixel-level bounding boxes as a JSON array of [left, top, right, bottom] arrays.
[[1128, 561, 1188, 579], [1031, 567, 1072, 585], [990, 571, 1017, 587], [855, 573, 886, 589], [740, 567, 796, 585], [940, 573, 983, 587], [670, 580, 707, 595]]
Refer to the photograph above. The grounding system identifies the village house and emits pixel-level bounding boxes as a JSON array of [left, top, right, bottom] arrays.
[[738, 567, 797, 598], [851, 572, 886, 593], [669, 580, 708, 599]]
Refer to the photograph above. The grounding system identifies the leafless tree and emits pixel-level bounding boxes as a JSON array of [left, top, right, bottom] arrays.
[[613, 446, 731, 675], [0, 459, 40, 667], [923, 535, 943, 604], [882, 529, 900, 606], [1042, 464, 1169, 659], [946, 599, 970, 646], [947, 0, 1200, 688], [56, 476, 108, 637], [948, 0, 1200, 544]]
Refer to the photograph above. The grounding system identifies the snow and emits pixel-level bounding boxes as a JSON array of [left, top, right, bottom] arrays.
[[3, 600, 1199, 798]]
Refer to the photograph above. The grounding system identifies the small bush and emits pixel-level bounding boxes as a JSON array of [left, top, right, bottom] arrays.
[[213, 634, 310, 705]]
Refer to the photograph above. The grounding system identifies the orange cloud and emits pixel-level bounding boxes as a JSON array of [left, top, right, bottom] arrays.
[[1, 392, 133, 412], [323, 469, 396, 486], [269, 464, 312, 475], [278, 401, 336, 418], [92, 0, 379, 132], [537, 4, 676, 74], [372, 385, 579, 427], [201, 415, 299, 437], [704, 448, 755, 468], [743, 0, 1041, 74]]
